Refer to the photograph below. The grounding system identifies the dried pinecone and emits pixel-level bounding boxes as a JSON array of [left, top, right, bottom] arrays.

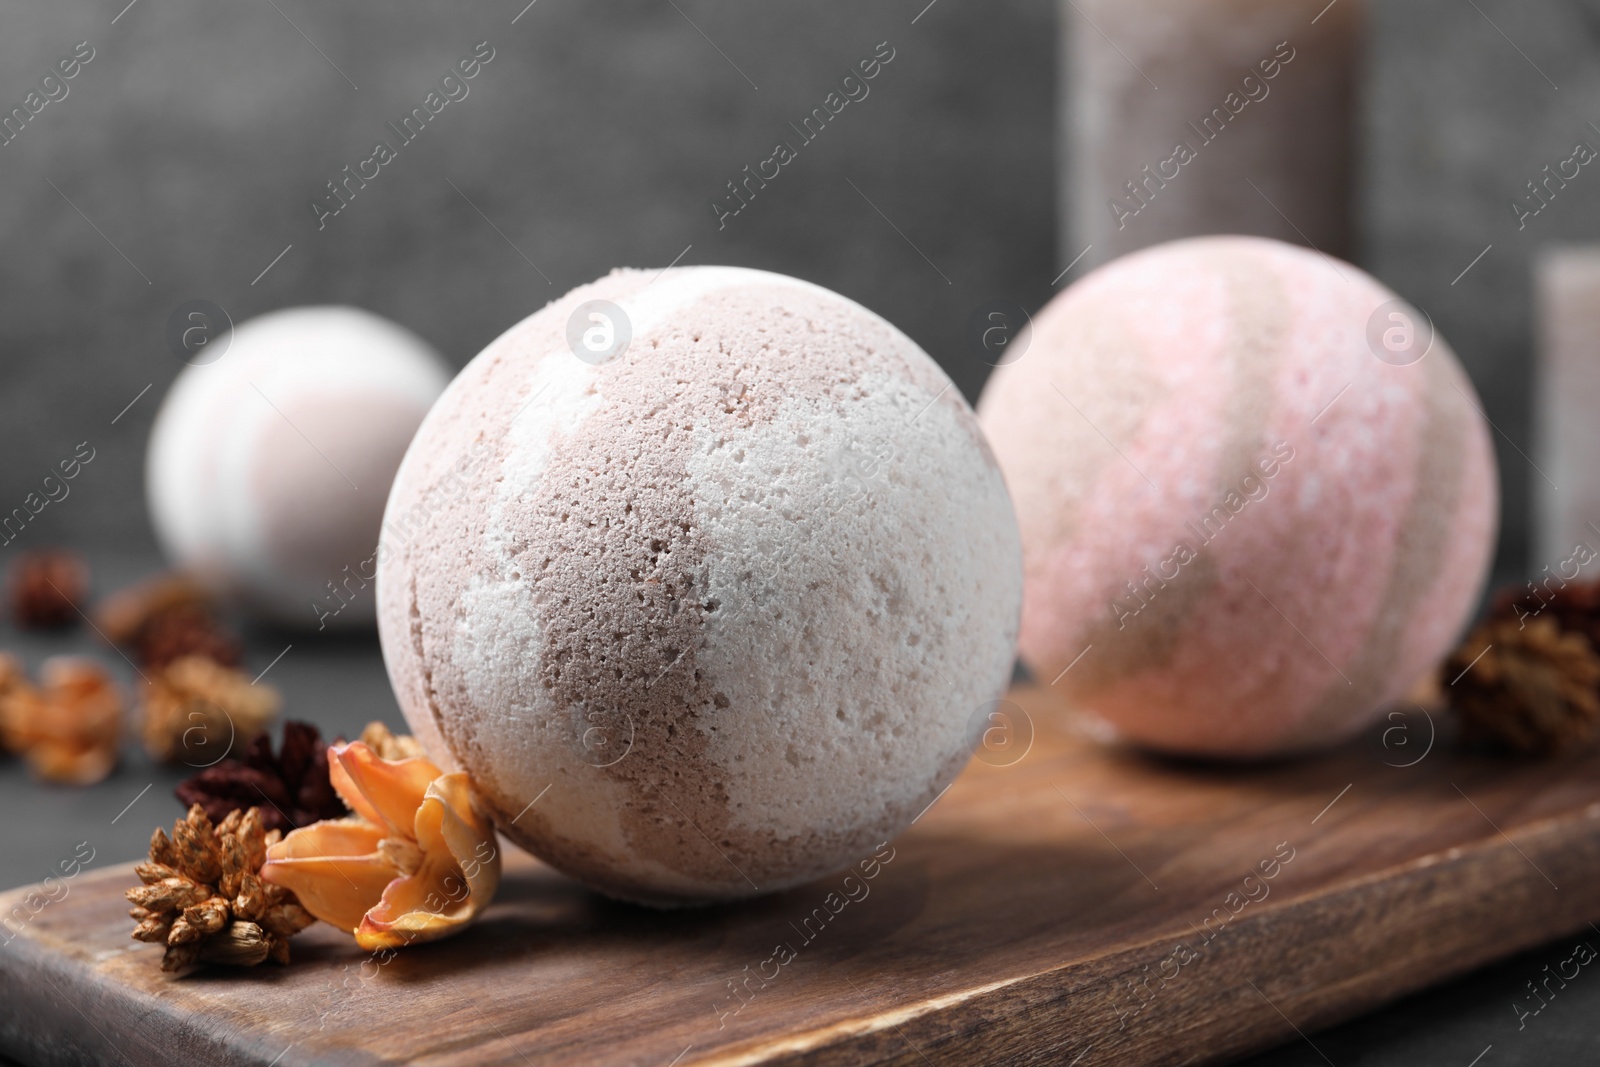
[[177, 721, 347, 833], [128, 804, 315, 971], [1444, 615, 1600, 755], [361, 720, 426, 761], [9, 550, 88, 629], [0, 657, 122, 784], [141, 655, 280, 764]]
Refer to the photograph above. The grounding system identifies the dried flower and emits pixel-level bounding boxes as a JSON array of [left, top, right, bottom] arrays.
[[93, 573, 241, 670], [361, 721, 426, 761], [1444, 615, 1600, 755], [141, 655, 279, 765], [0, 653, 25, 709], [262, 733, 499, 951], [128, 804, 316, 972], [0, 657, 122, 784], [1492, 576, 1600, 650], [176, 721, 348, 833], [9, 551, 88, 630], [94, 572, 212, 646], [136, 605, 243, 671]]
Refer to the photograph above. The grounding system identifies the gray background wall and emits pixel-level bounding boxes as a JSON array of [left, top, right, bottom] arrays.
[[0, 0, 1056, 565], [0, 0, 1590, 580]]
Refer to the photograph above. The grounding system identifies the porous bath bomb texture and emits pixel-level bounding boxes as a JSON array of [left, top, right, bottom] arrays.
[[148, 306, 448, 629], [978, 236, 1498, 758], [377, 266, 1021, 905]]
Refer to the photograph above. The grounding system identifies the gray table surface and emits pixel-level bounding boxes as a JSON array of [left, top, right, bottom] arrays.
[[0, 551, 1593, 1066]]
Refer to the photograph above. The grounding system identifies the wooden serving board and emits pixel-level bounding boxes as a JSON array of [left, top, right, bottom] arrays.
[[3, 684, 1600, 1067]]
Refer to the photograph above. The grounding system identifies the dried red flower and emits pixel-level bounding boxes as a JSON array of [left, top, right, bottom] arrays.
[[92, 572, 241, 669], [176, 721, 348, 833], [136, 605, 243, 670], [9, 551, 88, 629]]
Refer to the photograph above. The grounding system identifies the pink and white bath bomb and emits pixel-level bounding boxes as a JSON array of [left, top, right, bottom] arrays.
[[978, 236, 1498, 758], [147, 306, 449, 629], [377, 266, 1022, 905]]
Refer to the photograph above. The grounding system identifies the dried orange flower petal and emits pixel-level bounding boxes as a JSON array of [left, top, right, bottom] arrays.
[[262, 740, 500, 951]]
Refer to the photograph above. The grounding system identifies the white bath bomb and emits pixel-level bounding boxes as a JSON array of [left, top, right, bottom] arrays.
[[377, 266, 1022, 905], [148, 306, 449, 629]]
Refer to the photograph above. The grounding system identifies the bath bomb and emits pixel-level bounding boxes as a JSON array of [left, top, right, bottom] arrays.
[[978, 236, 1498, 757], [148, 306, 449, 629], [377, 266, 1022, 905]]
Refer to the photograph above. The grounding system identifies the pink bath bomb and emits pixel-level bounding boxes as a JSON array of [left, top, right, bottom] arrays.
[[377, 266, 1022, 904], [978, 236, 1498, 757]]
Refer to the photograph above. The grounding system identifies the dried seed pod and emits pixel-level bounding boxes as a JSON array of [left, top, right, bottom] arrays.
[[197, 922, 272, 967], [217, 834, 248, 899], [150, 827, 178, 868], [161, 941, 202, 973], [126, 877, 210, 913], [134, 861, 182, 885], [182, 897, 230, 938], [234, 872, 267, 923], [171, 805, 223, 886], [259, 902, 314, 939], [128, 804, 317, 971]]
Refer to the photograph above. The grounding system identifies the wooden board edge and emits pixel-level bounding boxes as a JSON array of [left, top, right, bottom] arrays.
[[0, 880, 385, 1067], [693, 805, 1600, 1067]]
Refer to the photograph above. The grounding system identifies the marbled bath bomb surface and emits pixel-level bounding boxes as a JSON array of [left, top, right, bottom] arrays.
[[147, 306, 448, 629], [978, 236, 1497, 758], [377, 266, 1022, 905]]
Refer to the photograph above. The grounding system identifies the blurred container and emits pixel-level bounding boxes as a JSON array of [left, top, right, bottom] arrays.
[[1535, 246, 1600, 571], [1063, 0, 1363, 268]]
